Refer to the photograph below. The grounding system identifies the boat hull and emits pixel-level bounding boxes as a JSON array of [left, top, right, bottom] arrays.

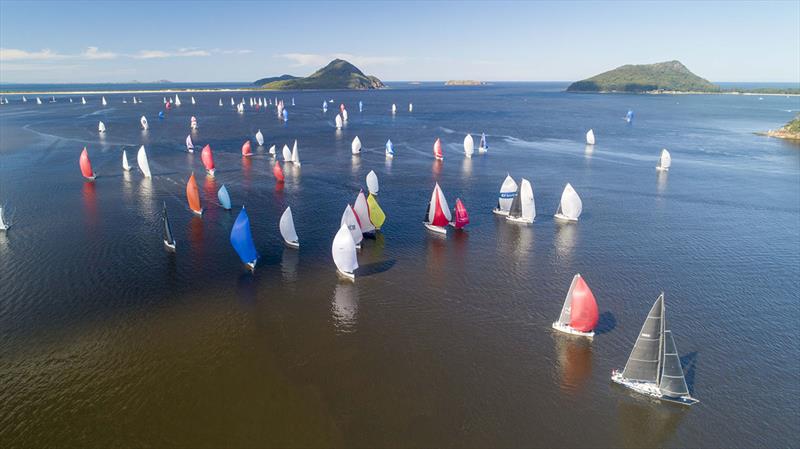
[[423, 222, 447, 235], [506, 215, 534, 224], [479, 147, 488, 153], [611, 370, 699, 406], [656, 166, 669, 172], [551, 321, 594, 338], [284, 239, 300, 249], [164, 240, 176, 252], [554, 213, 578, 222], [192, 209, 203, 216], [336, 268, 355, 281], [206, 169, 215, 177], [492, 208, 510, 216]]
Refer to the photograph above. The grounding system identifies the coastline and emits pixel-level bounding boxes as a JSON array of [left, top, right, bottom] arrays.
[[568, 90, 799, 96], [0, 87, 260, 96]]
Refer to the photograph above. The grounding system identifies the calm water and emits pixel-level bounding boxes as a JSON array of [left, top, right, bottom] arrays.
[[0, 83, 798, 448]]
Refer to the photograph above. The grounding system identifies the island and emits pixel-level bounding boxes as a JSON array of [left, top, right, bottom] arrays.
[[445, 80, 486, 86], [759, 115, 800, 140], [255, 59, 385, 90], [567, 60, 720, 93], [253, 74, 299, 86]]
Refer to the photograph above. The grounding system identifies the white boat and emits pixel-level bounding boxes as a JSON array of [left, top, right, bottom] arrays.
[[342, 108, 349, 122], [366, 170, 379, 195], [478, 133, 488, 153], [98, 121, 106, 133], [423, 183, 451, 234], [332, 223, 358, 280], [81, 97, 86, 105], [291, 140, 300, 165], [219, 98, 223, 106], [140, 115, 149, 130], [191, 96, 196, 105], [255, 130, 264, 146], [323, 101, 328, 112], [237, 103, 244, 113], [506, 178, 535, 224], [353, 191, 375, 235], [282, 144, 292, 162], [279, 206, 300, 248], [492, 175, 518, 216], [122, 150, 131, 171], [341, 205, 364, 249], [190, 116, 198, 130], [22, 96, 27, 103], [291, 98, 295, 106], [463, 134, 474, 158], [335, 114, 343, 130], [269, 145, 276, 156], [36, 97, 42, 105], [186, 135, 194, 152], [0, 206, 9, 231], [101, 96, 107, 106], [385, 139, 394, 159], [132, 96, 137, 104], [656, 149, 672, 171], [554, 183, 582, 222], [551, 274, 598, 337], [230, 97, 235, 106], [174, 94, 181, 106], [409, 103, 413, 112], [351, 136, 362, 155], [137, 145, 152, 178], [586, 129, 595, 145], [164, 97, 168, 104], [611, 293, 699, 406]]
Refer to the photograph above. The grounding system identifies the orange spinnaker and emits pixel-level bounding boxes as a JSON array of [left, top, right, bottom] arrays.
[[79, 147, 94, 179], [186, 173, 202, 214]]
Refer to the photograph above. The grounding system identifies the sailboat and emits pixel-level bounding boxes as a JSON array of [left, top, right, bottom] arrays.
[[409, 103, 413, 112], [186, 135, 194, 152], [122, 150, 131, 171], [358, 100, 363, 112], [423, 183, 452, 234], [36, 97, 42, 105], [162, 202, 176, 251], [450, 198, 469, 229], [586, 129, 596, 145], [342, 108, 349, 122], [332, 223, 358, 280], [190, 116, 197, 129], [81, 97, 86, 105], [79, 147, 96, 180], [611, 293, 699, 405], [625, 110, 634, 123], [366, 170, 379, 195], [385, 139, 394, 158], [137, 145, 152, 178], [140, 115, 149, 130], [367, 194, 385, 231], [219, 98, 223, 107], [554, 183, 582, 222], [201, 145, 215, 177], [242, 140, 253, 157], [230, 97, 235, 106], [323, 101, 328, 112], [335, 114, 343, 130], [216, 184, 232, 210], [22, 95, 27, 103], [282, 144, 292, 163], [353, 191, 375, 236], [291, 97, 295, 106], [0, 206, 9, 231], [506, 178, 536, 224], [132, 96, 137, 104], [478, 133, 488, 153], [391, 103, 397, 114], [159, 111, 165, 118], [237, 102, 244, 114], [255, 130, 264, 146], [279, 206, 300, 248], [291, 140, 300, 165], [341, 205, 364, 249], [269, 145, 276, 156], [98, 121, 106, 133], [186, 173, 203, 215], [230, 206, 259, 271], [463, 134, 474, 158], [351, 136, 362, 155], [191, 96, 196, 105], [101, 96, 107, 106], [492, 175, 518, 215], [551, 274, 599, 337], [433, 138, 443, 160], [273, 161, 285, 182], [174, 94, 181, 106], [164, 97, 168, 104], [282, 108, 288, 122], [656, 149, 671, 171]]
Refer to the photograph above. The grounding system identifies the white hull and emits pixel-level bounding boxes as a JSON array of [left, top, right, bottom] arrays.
[[551, 321, 594, 338], [479, 147, 488, 153], [554, 213, 578, 222], [656, 166, 669, 172], [435, 156, 443, 161], [246, 261, 257, 272], [283, 239, 300, 249], [164, 240, 176, 252], [506, 215, 534, 224], [337, 268, 355, 281], [611, 370, 699, 406], [84, 175, 97, 181], [423, 222, 447, 235], [492, 208, 510, 216], [206, 169, 215, 177], [192, 209, 203, 216]]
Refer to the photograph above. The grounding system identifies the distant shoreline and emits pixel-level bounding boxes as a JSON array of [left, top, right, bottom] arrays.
[[0, 87, 259, 96], [569, 90, 799, 97]]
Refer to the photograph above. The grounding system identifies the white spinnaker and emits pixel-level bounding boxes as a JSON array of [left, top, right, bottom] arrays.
[[659, 149, 672, 169], [255, 130, 264, 146], [279, 207, 299, 244], [353, 192, 375, 233], [351, 136, 362, 154], [140, 116, 149, 130], [122, 150, 130, 171], [520, 178, 536, 221], [559, 183, 582, 220], [292, 140, 300, 163], [366, 170, 379, 195], [498, 175, 518, 213], [463, 134, 474, 157], [332, 224, 358, 275], [282, 144, 292, 162], [137, 145, 152, 178], [586, 129, 595, 145]]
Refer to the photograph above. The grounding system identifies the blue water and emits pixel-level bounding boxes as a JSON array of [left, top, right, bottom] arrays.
[[0, 83, 798, 447]]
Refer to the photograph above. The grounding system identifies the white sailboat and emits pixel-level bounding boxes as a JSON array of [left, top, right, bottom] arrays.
[[506, 178, 536, 224], [335, 114, 343, 130], [255, 130, 264, 146], [366, 170, 379, 195], [385, 139, 394, 159], [98, 121, 106, 133], [551, 274, 599, 337], [409, 103, 413, 112], [230, 97, 235, 106], [656, 149, 672, 171], [351, 136, 362, 155], [463, 134, 474, 158], [332, 223, 358, 280], [323, 101, 328, 112], [391, 103, 397, 114], [186, 135, 194, 152], [0, 206, 9, 231], [101, 96, 107, 106], [353, 191, 375, 235], [342, 108, 349, 122], [282, 144, 292, 163], [219, 98, 223, 107], [163, 97, 167, 104], [22, 96, 27, 103], [81, 97, 86, 105], [269, 145, 276, 156], [341, 205, 364, 249], [190, 116, 198, 130], [237, 102, 244, 113], [36, 97, 42, 105], [291, 140, 300, 165], [174, 94, 181, 106], [554, 183, 582, 222], [586, 129, 596, 145], [279, 206, 300, 248], [140, 115, 149, 130], [478, 133, 488, 153], [122, 150, 131, 171], [612, 293, 699, 406], [137, 145, 152, 178], [191, 96, 196, 105], [423, 183, 452, 234], [492, 175, 518, 216]]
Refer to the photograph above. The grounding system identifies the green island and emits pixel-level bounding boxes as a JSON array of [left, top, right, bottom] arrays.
[[759, 115, 800, 140], [255, 59, 385, 90], [567, 60, 719, 93]]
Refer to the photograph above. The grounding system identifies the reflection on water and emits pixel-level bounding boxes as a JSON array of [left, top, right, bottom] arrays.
[[425, 233, 447, 282], [553, 335, 592, 394], [584, 144, 594, 158], [137, 178, 155, 218], [432, 159, 442, 177], [461, 157, 472, 177], [351, 155, 361, 173], [496, 218, 534, 262], [616, 399, 686, 448], [81, 181, 97, 228], [554, 222, 577, 265], [121, 170, 133, 202], [656, 170, 668, 195], [384, 155, 392, 170], [281, 248, 299, 283], [332, 281, 358, 333], [202, 176, 217, 210]]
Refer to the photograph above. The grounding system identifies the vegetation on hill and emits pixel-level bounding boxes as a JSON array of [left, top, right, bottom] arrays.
[[253, 74, 298, 86], [257, 59, 385, 90], [567, 60, 720, 93]]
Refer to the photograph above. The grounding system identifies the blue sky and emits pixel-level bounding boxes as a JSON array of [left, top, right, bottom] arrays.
[[1, 0, 798, 83]]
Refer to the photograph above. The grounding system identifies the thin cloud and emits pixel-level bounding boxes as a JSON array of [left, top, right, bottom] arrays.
[[133, 48, 211, 59], [0, 48, 66, 61], [82, 47, 117, 60]]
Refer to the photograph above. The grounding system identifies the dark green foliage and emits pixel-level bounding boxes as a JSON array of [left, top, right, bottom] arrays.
[[567, 60, 719, 93]]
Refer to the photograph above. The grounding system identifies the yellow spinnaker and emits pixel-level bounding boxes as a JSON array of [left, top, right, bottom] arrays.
[[367, 194, 386, 230]]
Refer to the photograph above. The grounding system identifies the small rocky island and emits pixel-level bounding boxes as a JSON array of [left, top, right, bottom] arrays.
[[445, 80, 486, 86], [255, 59, 384, 90], [761, 115, 800, 140], [567, 60, 719, 93]]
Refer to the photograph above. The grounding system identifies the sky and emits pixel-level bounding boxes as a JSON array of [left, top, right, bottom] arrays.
[[1, 0, 798, 84]]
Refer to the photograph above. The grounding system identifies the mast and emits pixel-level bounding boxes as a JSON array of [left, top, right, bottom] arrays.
[[657, 293, 666, 385]]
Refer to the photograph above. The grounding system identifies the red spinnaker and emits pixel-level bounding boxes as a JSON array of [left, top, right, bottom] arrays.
[[569, 276, 599, 332], [79, 147, 94, 179], [431, 188, 449, 227], [201, 145, 215, 171], [433, 138, 443, 159], [453, 198, 470, 229], [273, 162, 284, 182], [242, 140, 252, 156]]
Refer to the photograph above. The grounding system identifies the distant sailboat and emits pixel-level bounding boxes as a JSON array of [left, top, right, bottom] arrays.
[[218, 185, 232, 210], [268, 144, 276, 156], [140, 115, 149, 130], [137, 145, 152, 178], [391, 103, 397, 114], [358, 100, 363, 112], [493, 175, 518, 215], [478, 133, 488, 153], [625, 110, 634, 123], [463, 134, 474, 158], [162, 202, 176, 251], [36, 97, 42, 105], [611, 293, 699, 405], [353, 190, 375, 236], [656, 149, 672, 171], [0, 206, 9, 231], [132, 96, 137, 104], [81, 97, 86, 105], [323, 101, 328, 112], [79, 147, 96, 180], [586, 129, 595, 145], [242, 140, 253, 157], [433, 138, 443, 160], [219, 98, 223, 106], [450, 198, 469, 229], [186, 173, 203, 215], [230, 206, 258, 271], [186, 134, 194, 152], [351, 136, 362, 155], [506, 178, 536, 224], [255, 130, 264, 146], [122, 150, 131, 171], [341, 205, 364, 249], [273, 161, 285, 182], [174, 94, 181, 106], [409, 103, 413, 112], [367, 193, 386, 231], [554, 183, 582, 222], [291, 140, 300, 165], [164, 97, 168, 104], [291, 97, 295, 106], [366, 170, 379, 195], [282, 144, 292, 162], [101, 96, 107, 106], [230, 97, 235, 106], [552, 274, 599, 337], [190, 116, 197, 129], [191, 96, 196, 105], [22, 95, 27, 103], [342, 108, 349, 122], [385, 139, 394, 158], [280, 206, 300, 248], [98, 121, 106, 133], [332, 223, 358, 281], [201, 144, 215, 177], [237, 102, 244, 113], [423, 183, 452, 234], [335, 114, 343, 130]]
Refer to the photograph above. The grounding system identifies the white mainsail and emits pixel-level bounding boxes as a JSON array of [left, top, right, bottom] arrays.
[[269, 145, 276, 156], [36, 97, 42, 105], [342, 108, 349, 122], [122, 150, 131, 171], [137, 145, 152, 178], [409, 103, 413, 112], [351, 136, 362, 154], [255, 130, 264, 146], [191, 96, 196, 105], [186, 135, 194, 152], [586, 129, 595, 145], [463, 134, 474, 158], [332, 223, 358, 279], [279, 206, 299, 248], [391, 103, 397, 114], [493, 175, 518, 215], [341, 205, 364, 247], [354, 191, 375, 234], [291, 140, 300, 164], [507, 178, 536, 223], [98, 121, 106, 133], [140, 115, 149, 130], [0, 207, 8, 231], [555, 183, 582, 221], [282, 144, 292, 162], [657, 149, 672, 171], [219, 98, 223, 106], [81, 97, 86, 105], [101, 96, 107, 106], [174, 94, 181, 106], [335, 114, 343, 129], [366, 170, 379, 195]]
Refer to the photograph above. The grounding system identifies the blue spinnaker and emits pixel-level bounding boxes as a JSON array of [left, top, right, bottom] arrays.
[[218, 185, 232, 210], [230, 206, 258, 266]]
